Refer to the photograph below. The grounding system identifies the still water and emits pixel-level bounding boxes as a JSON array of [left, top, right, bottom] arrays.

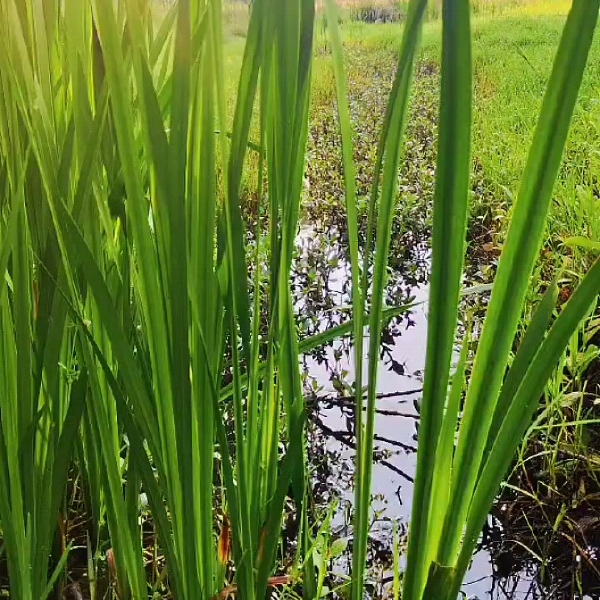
[[294, 223, 552, 599]]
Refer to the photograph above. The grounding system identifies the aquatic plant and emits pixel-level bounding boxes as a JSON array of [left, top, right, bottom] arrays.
[[1, 0, 599, 599], [325, 0, 600, 597]]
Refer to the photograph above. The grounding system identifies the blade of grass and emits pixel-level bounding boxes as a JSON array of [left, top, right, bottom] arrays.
[[438, 0, 600, 568], [451, 256, 600, 599], [481, 282, 560, 469], [352, 0, 428, 596], [403, 0, 472, 595]]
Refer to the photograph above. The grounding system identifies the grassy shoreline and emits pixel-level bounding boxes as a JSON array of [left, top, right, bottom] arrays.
[[300, 9, 600, 594], [1, 0, 598, 597]]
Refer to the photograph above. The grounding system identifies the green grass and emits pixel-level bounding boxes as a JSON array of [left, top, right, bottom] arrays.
[[1, 1, 600, 599], [307, 13, 600, 333], [329, 14, 600, 260]]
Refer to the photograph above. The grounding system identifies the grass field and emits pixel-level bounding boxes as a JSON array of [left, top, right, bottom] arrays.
[[1, 0, 599, 598], [211, 1, 600, 591], [221, 1, 584, 270], [309, 7, 600, 264], [317, 0, 570, 14]]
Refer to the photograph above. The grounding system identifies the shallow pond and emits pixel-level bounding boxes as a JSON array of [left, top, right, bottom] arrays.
[[294, 220, 600, 599], [293, 44, 600, 599]]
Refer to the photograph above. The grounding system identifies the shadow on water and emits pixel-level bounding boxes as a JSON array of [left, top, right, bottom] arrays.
[[293, 44, 600, 599], [294, 221, 586, 599]]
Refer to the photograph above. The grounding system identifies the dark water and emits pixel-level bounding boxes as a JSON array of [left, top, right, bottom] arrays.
[[293, 221, 582, 599]]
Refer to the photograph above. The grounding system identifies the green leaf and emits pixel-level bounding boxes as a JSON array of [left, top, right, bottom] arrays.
[[401, 0, 472, 595], [482, 281, 559, 468], [452, 254, 600, 598], [562, 236, 600, 251], [329, 537, 349, 559], [439, 0, 600, 571]]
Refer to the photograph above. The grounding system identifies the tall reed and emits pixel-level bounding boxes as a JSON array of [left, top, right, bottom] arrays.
[[1, 0, 599, 599]]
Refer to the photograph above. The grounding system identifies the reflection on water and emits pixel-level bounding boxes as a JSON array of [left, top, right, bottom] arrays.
[[292, 220, 571, 599]]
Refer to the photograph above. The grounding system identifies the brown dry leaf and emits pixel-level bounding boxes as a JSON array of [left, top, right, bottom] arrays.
[[482, 242, 502, 255], [218, 513, 232, 566]]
